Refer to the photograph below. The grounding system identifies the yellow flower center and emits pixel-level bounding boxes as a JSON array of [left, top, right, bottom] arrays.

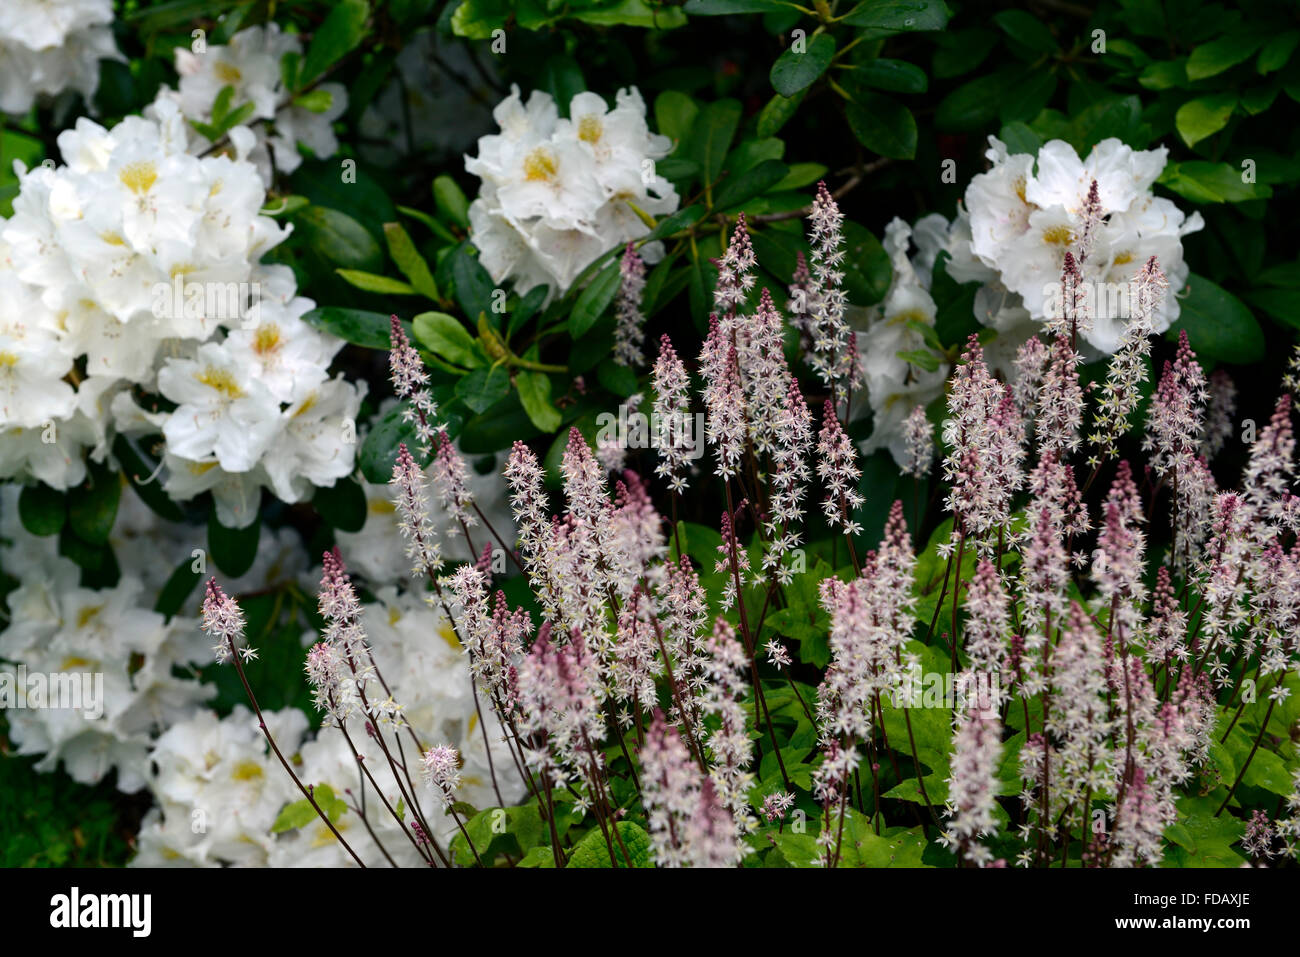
[[197, 366, 244, 398], [231, 761, 264, 781], [214, 62, 243, 85], [0, 352, 18, 368], [120, 161, 158, 195], [253, 323, 280, 354], [523, 147, 558, 181], [76, 606, 101, 628], [1042, 225, 1074, 246], [1113, 250, 1133, 266], [577, 114, 603, 144], [888, 308, 930, 327]]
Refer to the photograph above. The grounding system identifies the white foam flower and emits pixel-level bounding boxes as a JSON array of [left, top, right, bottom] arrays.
[[0, 0, 120, 115], [157, 341, 283, 472], [465, 84, 678, 298], [159, 23, 348, 185], [855, 217, 950, 466]]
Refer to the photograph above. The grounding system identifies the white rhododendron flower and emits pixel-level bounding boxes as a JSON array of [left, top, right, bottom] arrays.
[[0, 556, 212, 793], [130, 706, 310, 867], [465, 85, 679, 296], [129, 585, 524, 867], [0, 0, 121, 115], [854, 217, 950, 466], [158, 342, 285, 472], [960, 135, 1203, 354], [0, 98, 363, 523], [155, 23, 348, 185]]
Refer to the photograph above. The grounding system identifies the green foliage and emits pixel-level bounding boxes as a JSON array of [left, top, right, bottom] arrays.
[[0, 739, 137, 867]]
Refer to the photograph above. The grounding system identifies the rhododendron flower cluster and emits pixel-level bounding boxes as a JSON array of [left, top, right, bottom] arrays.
[[0, 0, 120, 115], [155, 24, 348, 185], [464, 85, 679, 296], [955, 135, 1202, 355], [0, 99, 363, 525]]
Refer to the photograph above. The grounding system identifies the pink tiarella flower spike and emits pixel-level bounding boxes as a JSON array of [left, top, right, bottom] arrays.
[[1049, 249, 1090, 342], [516, 624, 605, 794], [699, 617, 754, 829], [390, 442, 443, 581], [651, 335, 694, 493], [765, 375, 814, 573], [640, 710, 745, 868], [712, 214, 757, 331], [713, 504, 752, 611], [1201, 368, 1237, 459], [817, 400, 864, 537], [1091, 462, 1148, 643], [613, 243, 647, 368], [202, 578, 253, 664], [1012, 335, 1049, 424], [942, 335, 1006, 544], [1144, 329, 1208, 481], [804, 181, 851, 398], [611, 587, 662, 727], [901, 404, 934, 479], [388, 314, 439, 456], [787, 250, 815, 345], [699, 318, 746, 479], [443, 564, 529, 708], [761, 790, 795, 825], [310, 547, 385, 725], [422, 745, 463, 808], [1243, 394, 1295, 528], [1089, 257, 1165, 465], [940, 709, 1003, 867], [740, 287, 791, 455], [504, 439, 551, 588], [431, 429, 477, 537], [1075, 180, 1103, 265], [1035, 334, 1084, 460], [963, 559, 1011, 678]]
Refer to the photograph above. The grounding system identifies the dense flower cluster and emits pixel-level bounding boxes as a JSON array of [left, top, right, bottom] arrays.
[[0, 99, 362, 525], [465, 85, 679, 296], [0, 0, 120, 114], [155, 24, 349, 185], [956, 135, 1203, 355]]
